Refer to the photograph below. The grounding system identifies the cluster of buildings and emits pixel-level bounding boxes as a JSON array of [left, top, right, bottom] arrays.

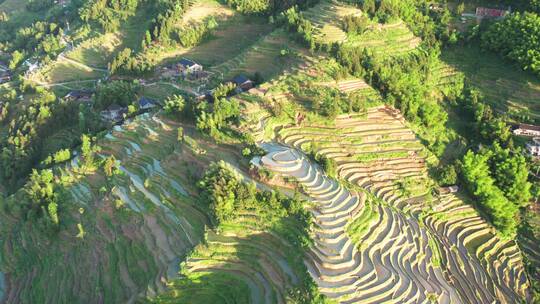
[[162, 58, 255, 98], [62, 89, 158, 123], [99, 97, 157, 122], [160, 58, 211, 82], [513, 124, 540, 158]]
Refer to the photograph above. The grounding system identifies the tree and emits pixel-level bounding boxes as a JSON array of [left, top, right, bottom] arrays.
[[164, 94, 186, 115], [94, 81, 139, 110], [53, 149, 71, 164], [198, 161, 252, 225], [25, 169, 62, 225], [482, 12, 540, 77], [489, 143, 531, 208], [81, 134, 100, 171], [362, 0, 376, 16], [456, 3, 465, 15], [437, 164, 458, 186], [460, 150, 519, 237], [9, 50, 24, 69], [177, 127, 184, 142], [103, 155, 117, 177]]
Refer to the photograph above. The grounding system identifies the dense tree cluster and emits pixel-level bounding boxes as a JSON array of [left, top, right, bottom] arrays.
[[23, 169, 63, 227], [195, 97, 240, 139], [79, 0, 139, 32], [454, 86, 513, 146], [147, 0, 189, 46], [336, 46, 449, 154], [11, 21, 66, 64], [227, 0, 319, 15], [0, 86, 79, 189], [282, 6, 318, 50], [293, 85, 348, 118], [482, 12, 540, 77], [93, 80, 140, 110], [460, 143, 531, 237], [198, 161, 309, 227], [163, 94, 186, 115], [109, 48, 153, 75], [342, 15, 370, 35], [176, 17, 218, 48]]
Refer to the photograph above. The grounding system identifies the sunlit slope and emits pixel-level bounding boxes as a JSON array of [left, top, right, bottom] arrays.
[[0, 114, 214, 303], [273, 107, 530, 302]]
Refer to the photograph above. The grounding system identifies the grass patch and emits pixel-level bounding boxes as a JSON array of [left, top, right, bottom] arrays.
[[442, 44, 540, 122], [157, 14, 273, 68], [38, 60, 106, 84]]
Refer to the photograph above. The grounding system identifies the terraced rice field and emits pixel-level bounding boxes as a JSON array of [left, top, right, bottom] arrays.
[[156, 215, 309, 303], [345, 21, 421, 58], [317, 78, 383, 97], [263, 106, 531, 302], [302, 0, 363, 44], [2, 114, 211, 303]]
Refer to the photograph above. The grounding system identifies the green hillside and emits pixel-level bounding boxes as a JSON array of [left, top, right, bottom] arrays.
[[0, 0, 539, 303]]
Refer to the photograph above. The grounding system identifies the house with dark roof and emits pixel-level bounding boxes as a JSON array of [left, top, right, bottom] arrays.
[[195, 90, 214, 102], [179, 58, 203, 75], [138, 97, 157, 110], [513, 124, 540, 137], [64, 90, 93, 103], [232, 75, 254, 93], [100, 104, 127, 122]]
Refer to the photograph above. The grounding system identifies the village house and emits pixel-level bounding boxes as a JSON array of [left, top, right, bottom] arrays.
[[138, 97, 157, 110], [64, 90, 93, 103], [526, 138, 540, 158], [187, 70, 211, 82], [24, 59, 40, 73], [513, 124, 540, 137], [100, 104, 127, 122], [475, 7, 510, 18], [232, 75, 254, 93], [179, 58, 203, 76], [160, 64, 181, 79], [195, 90, 214, 102]]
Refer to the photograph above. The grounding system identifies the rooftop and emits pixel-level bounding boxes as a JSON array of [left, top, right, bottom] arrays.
[[179, 58, 199, 68], [517, 124, 540, 132], [138, 96, 156, 107], [232, 75, 251, 85]]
